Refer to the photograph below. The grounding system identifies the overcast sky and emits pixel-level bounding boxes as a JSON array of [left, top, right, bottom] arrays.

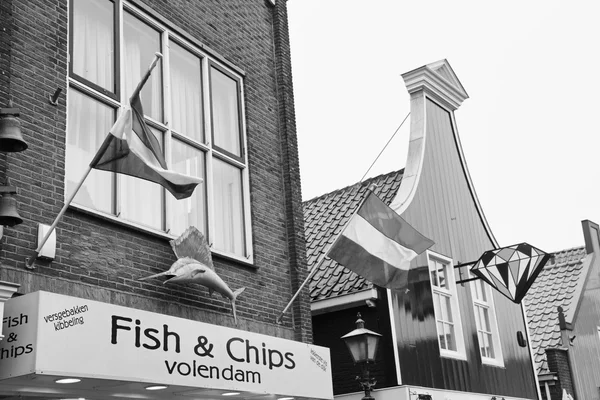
[[287, 0, 600, 253]]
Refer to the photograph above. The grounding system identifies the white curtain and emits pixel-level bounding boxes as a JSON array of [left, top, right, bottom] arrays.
[[119, 129, 163, 230], [170, 42, 203, 142], [169, 140, 206, 236], [120, 12, 163, 229], [211, 68, 240, 156], [212, 159, 244, 255], [72, 0, 113, 91], [66, 89, 113, 213], [123, 12, 162, 120]]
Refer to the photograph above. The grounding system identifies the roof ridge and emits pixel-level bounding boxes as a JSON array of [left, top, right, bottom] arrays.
[[551, 245, 585, 254], [303, 168, 404, 204]]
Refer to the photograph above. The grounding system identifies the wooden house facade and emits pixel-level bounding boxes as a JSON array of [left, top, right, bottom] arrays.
[[305, 60, 540, 400]]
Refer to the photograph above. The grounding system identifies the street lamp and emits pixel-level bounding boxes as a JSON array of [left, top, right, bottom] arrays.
[[341, 313, 382, 400]]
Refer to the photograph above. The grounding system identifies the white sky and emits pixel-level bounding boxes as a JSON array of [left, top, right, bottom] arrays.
[[288, 0, 600, 253]]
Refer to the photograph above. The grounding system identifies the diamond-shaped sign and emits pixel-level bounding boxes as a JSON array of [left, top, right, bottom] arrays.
[[470, 243, 552, 304]]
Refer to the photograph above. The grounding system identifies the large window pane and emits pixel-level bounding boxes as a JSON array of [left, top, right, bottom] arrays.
[[431, 260, 447, 289], [438, 322, 446, 349], [170, 42, 203, 142], [446, 324, 456, 350], [66, 89, 114, 213], [170, 140, 206, 236], [213, 159, 244, 255], [120, 127, 163, 230], [211, 67, 241, 157], [72, 0, 114, 92], [480, 307, 491, 331], [123, 12, 163, 121], [67, 3, 249, 257], [442, 295, 453, 323]]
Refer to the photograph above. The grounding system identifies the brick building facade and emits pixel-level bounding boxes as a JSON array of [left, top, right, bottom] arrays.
[[0, 1, 328, 399]]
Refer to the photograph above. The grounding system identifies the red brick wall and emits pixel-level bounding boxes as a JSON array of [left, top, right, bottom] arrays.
[[546, 347, 576, 399], [271, 0, 311, 343], [0, 0, 309, 340]]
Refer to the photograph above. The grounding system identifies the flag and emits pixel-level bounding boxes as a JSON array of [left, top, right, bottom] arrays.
[[327, 191, 434, 289], [90, 89, 202, 200]]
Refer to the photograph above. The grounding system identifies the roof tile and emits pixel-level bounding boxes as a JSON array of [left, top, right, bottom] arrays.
[[524, 246, 587, 375], [303, 170, 404, 301]]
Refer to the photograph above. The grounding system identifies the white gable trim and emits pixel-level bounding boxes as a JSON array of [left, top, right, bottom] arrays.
[[402, 59, 468, 111], [391, 59, 498, 247], [310, 288, 379, 315]]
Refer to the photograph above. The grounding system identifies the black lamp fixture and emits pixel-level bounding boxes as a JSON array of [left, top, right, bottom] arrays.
[[341, 313, 382, 400]]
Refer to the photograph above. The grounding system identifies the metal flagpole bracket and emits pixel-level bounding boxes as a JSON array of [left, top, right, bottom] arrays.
[[454, 260, 479, 285], [456, 276, 480, 284]]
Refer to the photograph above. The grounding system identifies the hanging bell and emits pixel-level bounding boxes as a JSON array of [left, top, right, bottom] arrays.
[[0, 105, 28, 153], [0, 192, 23, 227]]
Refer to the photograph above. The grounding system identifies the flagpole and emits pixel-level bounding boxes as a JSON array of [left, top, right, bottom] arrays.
[[275, 246, 328, 324], [275, 184, 377, 324], [25, 166, 93, 269], [25, 53, 163, 270], [130, 52, 163, 103]]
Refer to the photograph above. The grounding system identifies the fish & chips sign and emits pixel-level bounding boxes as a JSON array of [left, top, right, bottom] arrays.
[[0, 291, 333, 399]]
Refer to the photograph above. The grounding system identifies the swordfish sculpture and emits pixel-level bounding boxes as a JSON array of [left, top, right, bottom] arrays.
[[138, 226, 245, 324]]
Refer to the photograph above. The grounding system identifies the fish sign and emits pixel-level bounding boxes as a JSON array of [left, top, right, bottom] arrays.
[[138, 227, 245, 324]]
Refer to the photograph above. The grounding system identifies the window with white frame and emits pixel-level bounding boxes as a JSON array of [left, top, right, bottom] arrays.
[[470, 272, 504, 366], [67, 0, 251, 260], [427, 251, 466, 359]]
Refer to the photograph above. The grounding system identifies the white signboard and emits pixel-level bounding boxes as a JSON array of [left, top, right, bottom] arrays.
[[0, 291, 333, 399], [0, 294, 38, 378]]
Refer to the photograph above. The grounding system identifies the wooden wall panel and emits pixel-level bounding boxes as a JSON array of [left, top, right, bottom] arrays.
[[389, 98, 537, 398], [568, 286, 600, 400]]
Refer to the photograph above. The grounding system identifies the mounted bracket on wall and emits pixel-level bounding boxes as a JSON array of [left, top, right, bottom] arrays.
[[36, 223, 56, 260], [48, 87, 62, 106]]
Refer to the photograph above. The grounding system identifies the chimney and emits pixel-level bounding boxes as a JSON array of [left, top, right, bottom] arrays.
[[581, 220, 600, 255]]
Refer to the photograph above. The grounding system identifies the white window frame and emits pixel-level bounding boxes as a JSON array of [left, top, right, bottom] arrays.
[[468, 269, 504, 367], [427, 251, 466, 360], [542, 382, 551, 400], [66, 0, 253, 264]]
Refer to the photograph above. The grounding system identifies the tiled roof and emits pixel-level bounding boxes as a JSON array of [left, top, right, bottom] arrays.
[[303, 170, 404, 302], [524, 246, 588, 374]]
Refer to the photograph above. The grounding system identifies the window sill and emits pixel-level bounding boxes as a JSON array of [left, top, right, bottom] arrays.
[[68, 203, 256, 268], [212, 247, 256, 268], [439, 349, 467, 361], [481, 357, 505, 368]]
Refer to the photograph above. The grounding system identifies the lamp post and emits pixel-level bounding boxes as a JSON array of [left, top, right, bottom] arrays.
[[341, 313, 382, 400]]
